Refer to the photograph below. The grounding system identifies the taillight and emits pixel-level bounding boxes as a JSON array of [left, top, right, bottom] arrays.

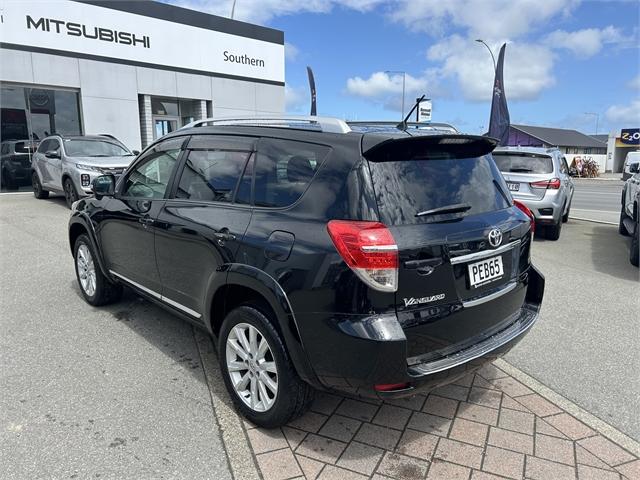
[[327, 220, 398, 292], [374, 382, 410, 392], [530, 178, 561, 189], [514, 200, 535, 233]]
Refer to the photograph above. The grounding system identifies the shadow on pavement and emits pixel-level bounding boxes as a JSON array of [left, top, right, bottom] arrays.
[[586, 225, 638, 282]]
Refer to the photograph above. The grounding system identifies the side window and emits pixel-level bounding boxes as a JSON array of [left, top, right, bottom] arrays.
[[175, 149, 250, 203], [254, 139, 331, 208], [37, 140, 50, 153], [122, 140, 182, 198], [561, 157, 569, 174], [48, 139, 60, 152]]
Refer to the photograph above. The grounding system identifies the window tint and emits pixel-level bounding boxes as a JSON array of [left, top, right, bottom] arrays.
[[122, 141, 181, 198], [368, 154, 511, 226], [48, 139, 60, 152], [176, 149, 250, 203], [493, 153, 554, 174], [254, 139, 330, 208], [37, 139, 50, 153]]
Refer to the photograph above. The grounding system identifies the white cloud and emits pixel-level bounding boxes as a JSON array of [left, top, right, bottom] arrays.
[[628, 75, 640, 90], [545, 26, 625, 57], [285, 42, 300, 62], [387, 0, 580, 39], [285, 85, 308, 112], [605, 99, 640, 125], [165, 0, 382, 25], [345, 71, 433, 111], [426, 36, 556, 102]]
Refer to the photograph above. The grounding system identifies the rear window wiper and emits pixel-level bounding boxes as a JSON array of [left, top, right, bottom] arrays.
[[509, 168, 533, 172], [416, 203, 472, 217]]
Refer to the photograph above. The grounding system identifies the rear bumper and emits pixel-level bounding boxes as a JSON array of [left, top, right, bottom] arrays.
[[513, 191, 564, 224], [302, 265, 544, 399]]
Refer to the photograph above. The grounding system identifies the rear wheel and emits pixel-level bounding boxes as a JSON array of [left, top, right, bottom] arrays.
[[562, 199, 571, 223], [63, 177, 78, 208], [219, 305, 314, 428], [32, 171, 49, 199], [74, 234, 122, 306], [545, 217, 562, 240]]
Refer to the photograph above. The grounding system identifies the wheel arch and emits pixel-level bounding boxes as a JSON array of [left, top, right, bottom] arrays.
[[205, 264, 320, 388], [68, 215, 110, 279]]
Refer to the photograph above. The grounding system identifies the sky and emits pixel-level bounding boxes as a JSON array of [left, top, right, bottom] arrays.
[[163, 0, 640, 135]]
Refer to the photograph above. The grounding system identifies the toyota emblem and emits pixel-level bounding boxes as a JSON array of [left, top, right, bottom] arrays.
[[488, 228, 503, 248]]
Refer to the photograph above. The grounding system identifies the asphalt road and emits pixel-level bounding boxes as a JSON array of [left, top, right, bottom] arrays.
[[506, 219, 639, 439], [0, 194, 233, 479], [570, 178, 625, 224]]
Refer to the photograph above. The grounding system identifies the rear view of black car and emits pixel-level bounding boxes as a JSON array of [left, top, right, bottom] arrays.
[[68, 117, 544, 428]]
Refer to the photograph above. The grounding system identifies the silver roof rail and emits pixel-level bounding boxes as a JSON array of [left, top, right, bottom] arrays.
[[181, 115, 352, 134], [347, 121, 459, 133]]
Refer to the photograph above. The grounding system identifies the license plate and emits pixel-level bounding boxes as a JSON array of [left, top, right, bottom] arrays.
[[506, 182, 520, 192], [468, 256, 504, 288]]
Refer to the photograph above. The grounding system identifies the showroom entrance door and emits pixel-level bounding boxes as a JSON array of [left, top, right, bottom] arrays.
[[153, 116, 179, 139]]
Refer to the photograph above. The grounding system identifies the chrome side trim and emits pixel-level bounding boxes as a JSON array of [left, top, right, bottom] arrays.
[[361, 245, 398, 252], [462, 281, 518, 308], [408, 307, 537, 376], [449, 240, 521, 265], [109, 270, 201, 319]]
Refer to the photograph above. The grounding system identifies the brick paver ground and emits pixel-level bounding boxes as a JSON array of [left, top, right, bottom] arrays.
[[245, 363, 639, 480]]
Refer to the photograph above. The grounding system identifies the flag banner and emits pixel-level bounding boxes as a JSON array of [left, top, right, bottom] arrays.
[[487, 44, 510, 146], [307, 66, 317, 116]]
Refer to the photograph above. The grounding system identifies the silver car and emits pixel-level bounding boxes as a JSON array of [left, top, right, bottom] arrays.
[[31, 134, 137, 208], [493, 146, 574, 240]]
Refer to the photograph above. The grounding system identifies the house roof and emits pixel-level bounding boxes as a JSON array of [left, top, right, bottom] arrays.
[[511, 124, 606, 148], [590, 134, 609, 144]]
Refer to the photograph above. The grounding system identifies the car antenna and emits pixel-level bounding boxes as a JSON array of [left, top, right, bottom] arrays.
[[397, 94, 425, 131]]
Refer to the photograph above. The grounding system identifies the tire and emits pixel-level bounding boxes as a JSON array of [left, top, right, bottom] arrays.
[[32, 171, 49, 199], [219, 305, 314, 428], [73, 234, 122, 306], [545, 217, 562, 241], [619, 205, 629, 236], [562, 199, 571, 223], [631, 217, 639, 267], [63, 177, 79, 209]]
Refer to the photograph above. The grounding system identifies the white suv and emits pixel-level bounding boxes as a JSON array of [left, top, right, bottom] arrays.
[[619, 162, 639, 266]]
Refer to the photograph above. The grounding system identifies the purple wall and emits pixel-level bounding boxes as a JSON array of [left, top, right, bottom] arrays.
[[506, 128, 545, 147]]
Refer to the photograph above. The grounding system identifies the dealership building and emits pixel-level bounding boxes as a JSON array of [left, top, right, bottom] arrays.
[[0, 0, 285, 151]]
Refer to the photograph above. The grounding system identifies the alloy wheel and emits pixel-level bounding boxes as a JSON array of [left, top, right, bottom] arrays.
[[64, 179, 77, 205], [225, 322, 278, 412], [76, 244, 96, 297]]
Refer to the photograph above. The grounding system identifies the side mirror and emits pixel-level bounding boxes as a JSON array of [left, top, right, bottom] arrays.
[[630, 163, 640, 174], [132, 150, 140, 156], [91, 174, 115, 198], [45, 149, 60, 159]]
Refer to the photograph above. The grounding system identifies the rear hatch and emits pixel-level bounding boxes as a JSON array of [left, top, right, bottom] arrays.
[[364, 135, 532, 363], [493, 152, 554, 201]]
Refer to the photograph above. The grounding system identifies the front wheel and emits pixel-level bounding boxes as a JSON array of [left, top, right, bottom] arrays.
[[32, 171, 49, 199], [630, 219, 639, 267], [74, 234, 122, 306], [63, 177, 79, 209], [219, 306, 314, 428], [562, 199, 571, 223], [619, 205, 629, 236]]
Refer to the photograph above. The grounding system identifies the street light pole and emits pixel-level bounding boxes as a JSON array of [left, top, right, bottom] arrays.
[[385, 70, 406, 120], [584, 112, 600, 135], [475, 39, 496, 72]]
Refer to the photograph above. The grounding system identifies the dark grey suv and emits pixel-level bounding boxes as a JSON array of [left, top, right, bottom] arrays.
[[69, 116, 544, 427]]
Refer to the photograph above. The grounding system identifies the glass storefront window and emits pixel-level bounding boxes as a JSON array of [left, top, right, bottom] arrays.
[[151, 98, 179, 116], [1, 84, 82, 142]]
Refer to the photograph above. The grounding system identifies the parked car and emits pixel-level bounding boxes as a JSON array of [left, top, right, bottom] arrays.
[[68, 116, 544, 427], [622, 151, 640, 181], [492, 146, 574, 240], [31, 134, 137, 208], [619, 162, 639, 267], [1, 139, 38, 189]]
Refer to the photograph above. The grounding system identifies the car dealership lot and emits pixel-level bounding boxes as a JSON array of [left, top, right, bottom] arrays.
[[1, 194, 638, 479]]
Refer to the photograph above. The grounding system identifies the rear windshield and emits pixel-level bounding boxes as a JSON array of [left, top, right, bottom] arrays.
[[493, 153, 553, 174], [368, 154, 511, 226]]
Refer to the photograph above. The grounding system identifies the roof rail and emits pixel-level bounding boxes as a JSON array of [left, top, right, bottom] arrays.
[[348, 121, 459, 133], [181, 115, 352, 134]]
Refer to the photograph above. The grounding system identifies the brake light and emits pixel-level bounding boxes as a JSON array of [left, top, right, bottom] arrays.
[[514, 200, 535, 233], [530, 178, 561, 189], [327, 220, 398, 292], [374, 382, 410, 392]]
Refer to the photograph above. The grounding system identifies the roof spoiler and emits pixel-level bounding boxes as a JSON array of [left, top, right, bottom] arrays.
[[362, 134, 499, 160]]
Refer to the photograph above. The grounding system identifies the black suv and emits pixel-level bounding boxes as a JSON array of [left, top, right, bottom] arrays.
[[69, 117, 544, 428]]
